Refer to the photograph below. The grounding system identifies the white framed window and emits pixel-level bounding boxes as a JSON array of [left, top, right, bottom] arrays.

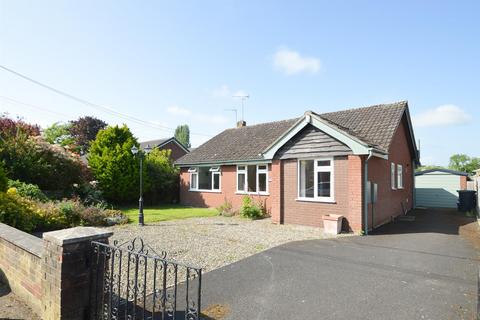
[[391, 162, 396, 190], [236, 164, 269, 194], [189, 167, 221, 191], [397, 164, 403, 189], [297, 158, 334, 202]]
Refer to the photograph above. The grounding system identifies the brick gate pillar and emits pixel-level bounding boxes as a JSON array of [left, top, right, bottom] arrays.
[[42, 227, 113, 320]]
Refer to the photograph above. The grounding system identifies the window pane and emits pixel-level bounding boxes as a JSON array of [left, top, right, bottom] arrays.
[[213, 173, 220, 190], [317, 172, 331, 197], [258, 165, 267, 171], [248, 165, 257, 192], [397, 165, 403, 188], [238, 166, 246, 171], [391, 163, 396, 189], [191, 173, 197, 189], [237, 173, 245, 191], [317, 160, 331, 167], [258, 173, 267, 192], [299, 160, 314, 198], [198, 167, 212, 190]]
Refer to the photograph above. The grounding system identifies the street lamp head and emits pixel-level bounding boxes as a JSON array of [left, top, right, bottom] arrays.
[[131, 145, 139, 155], [144, 144, 152, 154]]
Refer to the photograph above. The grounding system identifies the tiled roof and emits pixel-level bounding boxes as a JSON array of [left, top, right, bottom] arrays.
[[175, 119, 299, 165], [175, 101, 408, 165], [317, 101, 407, 151]]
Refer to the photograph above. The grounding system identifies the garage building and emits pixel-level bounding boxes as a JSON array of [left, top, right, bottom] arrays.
[[415, 169, 468, 208]]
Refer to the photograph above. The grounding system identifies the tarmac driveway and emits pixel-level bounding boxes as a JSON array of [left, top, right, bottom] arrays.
[[200, 209, 480, 320]]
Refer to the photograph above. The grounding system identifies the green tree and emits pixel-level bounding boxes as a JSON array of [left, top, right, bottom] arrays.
[[43, 122, 74, 146], [69, 116, 107, 152], [449, 154, 480, 175], [174, 124, 191, 149], [144, 148, 179, 204], [88, 125, 144, 203]]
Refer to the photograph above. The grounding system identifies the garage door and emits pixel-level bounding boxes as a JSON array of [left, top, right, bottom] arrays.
[[415, 173, 460, 208]]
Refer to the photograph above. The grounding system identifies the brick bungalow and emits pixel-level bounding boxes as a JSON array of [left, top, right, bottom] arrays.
[[140, 137, 189, 161], [175, 101, 420, 233]]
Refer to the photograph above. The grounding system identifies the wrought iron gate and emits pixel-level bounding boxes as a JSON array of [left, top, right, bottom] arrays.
[[89, 237, 202, 320]]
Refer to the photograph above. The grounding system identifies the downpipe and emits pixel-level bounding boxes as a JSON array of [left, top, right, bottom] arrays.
[[363, 149, 373, 235]]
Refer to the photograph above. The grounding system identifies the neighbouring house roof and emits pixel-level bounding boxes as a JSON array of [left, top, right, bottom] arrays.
[[175, 101, 416, 166], [415, 169, 469, 177], [140, 137, 189, 153]]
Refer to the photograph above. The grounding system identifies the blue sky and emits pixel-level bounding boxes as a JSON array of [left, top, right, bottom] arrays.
[[0, 1, 478, 166]]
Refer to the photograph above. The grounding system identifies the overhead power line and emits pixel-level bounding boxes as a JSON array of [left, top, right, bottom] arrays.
[[0, 65, 212, 137], [0, 95, 74, 119]]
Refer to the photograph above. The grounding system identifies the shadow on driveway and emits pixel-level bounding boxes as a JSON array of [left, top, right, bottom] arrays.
[[199, 208, 480, 320]]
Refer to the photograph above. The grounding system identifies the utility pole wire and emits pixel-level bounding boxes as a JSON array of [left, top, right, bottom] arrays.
[[0, 65, 212, 137], [0, 95, 74, 119]]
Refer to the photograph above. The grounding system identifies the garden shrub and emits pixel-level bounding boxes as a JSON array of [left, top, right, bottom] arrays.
[[72, 182, 108, 208], [0, 134, 88, 192], [7, 179, 48, 202], [0, 192, 37, 232], [144, 148, 179, 204], [57, 199, 84, 227], [217, 198, 235, 217], [0, 164, 7, 192], [240, 196, 264, 219]]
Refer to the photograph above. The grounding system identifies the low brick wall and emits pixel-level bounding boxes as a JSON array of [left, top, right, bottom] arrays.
[[0, 223, 43, 314]]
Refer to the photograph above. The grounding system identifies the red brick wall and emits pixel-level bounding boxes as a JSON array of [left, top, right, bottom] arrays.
[[160, 141, 188, 162], [367, 118, 414, 229], [179, 165, 271, 213], [0, 224, 43, 314], [460, 176, 467, 190], [347, 155, 364, 231], [281, 156, 360, 230], [270, 160, 282, 223]]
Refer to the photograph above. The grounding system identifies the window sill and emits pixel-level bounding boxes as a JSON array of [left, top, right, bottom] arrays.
[[295, 198, 336, 204], [235, 192, 270, 196], [189, 189, 222, 193]]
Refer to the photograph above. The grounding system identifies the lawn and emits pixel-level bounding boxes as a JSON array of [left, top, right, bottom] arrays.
[[120, 204, 219, 224]]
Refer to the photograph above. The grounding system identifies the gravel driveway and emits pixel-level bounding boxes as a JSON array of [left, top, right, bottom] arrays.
[[109, 216, 342, 273]]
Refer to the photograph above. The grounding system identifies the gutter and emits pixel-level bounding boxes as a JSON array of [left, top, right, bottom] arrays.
[[364, 148, 374, 235]]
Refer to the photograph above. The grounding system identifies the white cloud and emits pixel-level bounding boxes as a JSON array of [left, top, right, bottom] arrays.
[[273, 48, 321, 75], [166, 105, 191, 116], [212, 85, 231, 98], [413, 104, 471, 127]]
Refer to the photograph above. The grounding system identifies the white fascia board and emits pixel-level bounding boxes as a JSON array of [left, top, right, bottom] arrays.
[[176, 159, 272, 168], [262, 113, 371, 159]]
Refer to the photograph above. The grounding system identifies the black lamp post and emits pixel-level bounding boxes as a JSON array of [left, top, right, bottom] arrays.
[[131, 144, 152, 226]]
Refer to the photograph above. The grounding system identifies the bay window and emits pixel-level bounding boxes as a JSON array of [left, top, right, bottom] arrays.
[[237, 164, 268, 194], [189, 167, 221, 191], [298, 158, 334, 202]]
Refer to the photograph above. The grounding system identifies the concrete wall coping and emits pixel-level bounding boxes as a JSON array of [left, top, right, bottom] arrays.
[[43, 227, 113, 246], [0, 223, 43, 257]]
